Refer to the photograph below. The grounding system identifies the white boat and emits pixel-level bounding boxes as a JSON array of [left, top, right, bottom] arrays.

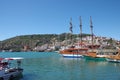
[[0, 57, 24, 80], [61, 54, 84, 58], [106, 47, 120, 63], [106, 58, 120, 63]]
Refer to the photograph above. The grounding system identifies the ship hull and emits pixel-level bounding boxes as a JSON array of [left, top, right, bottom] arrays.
[[106, 58, 120, 63], [61, 54, 83, 58], [84, 56, 106, 61]]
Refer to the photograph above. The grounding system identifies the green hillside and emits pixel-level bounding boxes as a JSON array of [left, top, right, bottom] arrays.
[[0, 33, 91, 52]]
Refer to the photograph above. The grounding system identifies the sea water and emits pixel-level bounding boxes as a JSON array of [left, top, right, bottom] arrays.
[[0, 52, 120, 80]]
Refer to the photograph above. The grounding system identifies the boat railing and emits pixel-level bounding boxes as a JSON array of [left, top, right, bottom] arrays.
[[88, 49, 117, 53], [98, 49, 117, 53]]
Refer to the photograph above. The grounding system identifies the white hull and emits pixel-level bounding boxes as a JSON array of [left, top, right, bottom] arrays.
[[0, 57, 24, 80], [61, 54, 83, 58], [96, 55, 108, 58], [0, 68, 23, 80], [106, 58, 120, 63]]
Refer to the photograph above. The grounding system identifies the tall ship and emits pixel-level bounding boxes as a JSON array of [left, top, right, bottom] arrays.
[[84, 16, 108, 60], [59, 17, 88, 58], [85, 16, 118, 61]]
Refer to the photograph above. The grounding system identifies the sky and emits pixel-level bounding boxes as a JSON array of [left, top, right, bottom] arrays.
[[0, 0, 120, 41]]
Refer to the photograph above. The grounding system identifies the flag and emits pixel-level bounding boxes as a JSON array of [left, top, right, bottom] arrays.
[[90, 16, 93, 28], [69, 18, 73, 33]]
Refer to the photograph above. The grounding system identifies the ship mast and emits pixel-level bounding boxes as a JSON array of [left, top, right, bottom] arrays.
[[80, 16, 82, 47], [69, 18, 73, 45], [90, 16, 94, 50]]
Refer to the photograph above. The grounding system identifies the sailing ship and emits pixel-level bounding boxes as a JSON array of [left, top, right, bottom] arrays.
[[84, 16, 106, 61], [59, 17, 88, 58], [85, 16, 117, 61]]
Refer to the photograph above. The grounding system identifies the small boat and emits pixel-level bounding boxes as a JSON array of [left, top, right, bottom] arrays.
[[106, 48, 120, 63], [0, 57, 24, 80], [106, 58, 120, 63]]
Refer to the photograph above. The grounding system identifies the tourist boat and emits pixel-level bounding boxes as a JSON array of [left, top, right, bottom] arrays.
[[59, 17, 88, 58], [106, 48, 120, 63], [0, 57, 23, 80], [84, 16, 107, 61], [85, 47, 118, 61], [106, 53, 120, 63], [59, 43, 88, 58], [84, 44, 107, 61], [84, 17, 98, 60], [85, 51, 108, 61]]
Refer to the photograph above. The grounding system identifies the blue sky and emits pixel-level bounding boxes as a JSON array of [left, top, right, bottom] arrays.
[[0, 0, 120, 41]]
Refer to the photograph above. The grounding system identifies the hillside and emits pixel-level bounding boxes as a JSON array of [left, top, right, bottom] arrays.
[[0, 33, 90, 52]]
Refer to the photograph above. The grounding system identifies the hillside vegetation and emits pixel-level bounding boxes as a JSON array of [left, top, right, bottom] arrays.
[[0, 33, 90, 52]]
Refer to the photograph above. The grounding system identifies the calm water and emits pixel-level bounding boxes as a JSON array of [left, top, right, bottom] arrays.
[[0, 52, 120, 80]]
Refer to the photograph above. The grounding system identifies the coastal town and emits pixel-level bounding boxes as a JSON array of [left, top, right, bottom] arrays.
[[1, 0, 120, 80], [0, 34, 120, 52], [1, 16, 120, 53]]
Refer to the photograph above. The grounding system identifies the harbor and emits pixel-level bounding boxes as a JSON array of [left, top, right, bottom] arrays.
[[1, 0, 120, 80], [0, 57, 23, 80], [0, 16, 120, 79], [1, 52, 120, 80], [0, 15, 120, 79]]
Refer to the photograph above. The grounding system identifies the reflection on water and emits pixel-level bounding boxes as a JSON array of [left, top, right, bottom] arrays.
[[22, 56, 120, 80], [1, 52, 120, 80]]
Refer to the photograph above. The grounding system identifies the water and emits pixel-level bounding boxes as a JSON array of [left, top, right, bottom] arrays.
[[0, 52, 120, 80]]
